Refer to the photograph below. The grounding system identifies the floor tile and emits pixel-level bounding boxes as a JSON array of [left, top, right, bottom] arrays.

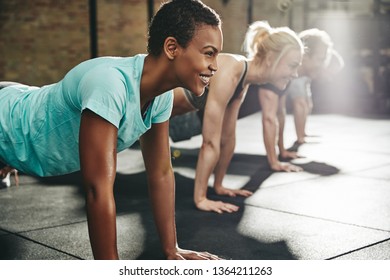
[[0, 233, 77, 260], [237, 206, 390, 260], [245, 175, 390, 231], [333, 239, 390, 260]]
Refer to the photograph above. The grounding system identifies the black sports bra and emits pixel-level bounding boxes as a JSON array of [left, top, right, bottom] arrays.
[[250, 83, 286, 97]]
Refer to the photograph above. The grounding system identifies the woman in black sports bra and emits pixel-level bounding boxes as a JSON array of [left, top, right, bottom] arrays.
[[171, 21, 304, 214]]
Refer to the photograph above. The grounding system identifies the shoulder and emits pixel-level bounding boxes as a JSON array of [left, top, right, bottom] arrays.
[[218, 53, 246, 68], [215, 53, 247, 80]]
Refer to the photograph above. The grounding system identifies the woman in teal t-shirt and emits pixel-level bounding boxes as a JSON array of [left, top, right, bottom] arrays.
[[0, 0, 222, 260]]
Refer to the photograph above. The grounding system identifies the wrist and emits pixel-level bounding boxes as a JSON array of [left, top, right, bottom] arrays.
[[163, 245, 179, 257], [269, 161, 281, 169], [194, 184, 207, 205], [194, 195, 205, 205], [268, 158, 279, 167]]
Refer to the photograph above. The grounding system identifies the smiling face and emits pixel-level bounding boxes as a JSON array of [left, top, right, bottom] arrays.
[[269, 48, 303, 91], [174, 24, 223, 96]]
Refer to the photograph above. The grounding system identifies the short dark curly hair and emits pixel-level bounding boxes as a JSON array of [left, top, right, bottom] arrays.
[[147, 0, 221, 56]]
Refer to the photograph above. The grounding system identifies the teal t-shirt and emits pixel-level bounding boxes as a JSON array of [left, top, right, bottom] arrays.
[[0, 54, 173, 176]]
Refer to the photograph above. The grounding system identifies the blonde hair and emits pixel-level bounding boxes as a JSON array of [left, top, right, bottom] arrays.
[[242, 21, 304, 71]]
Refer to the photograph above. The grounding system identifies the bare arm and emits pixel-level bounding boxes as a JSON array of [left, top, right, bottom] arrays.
[[193, 64, 241, 213], [277, 95, 298, 159], [259, 89, 302, 172], [259, 87, 280, 168], [194, 95, 230, 212], [140, 121, 177, 257], [141, 121, 218, 259], [79, 109, 119, 259], [276, 94, 286, 151], [213, 100, 252, 198]]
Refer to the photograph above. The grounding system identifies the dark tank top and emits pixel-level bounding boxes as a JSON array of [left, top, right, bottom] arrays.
[[228, 60, 248, 104]]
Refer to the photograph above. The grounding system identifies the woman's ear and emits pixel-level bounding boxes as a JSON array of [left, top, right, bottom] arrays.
[[163, 37, 179, 60]]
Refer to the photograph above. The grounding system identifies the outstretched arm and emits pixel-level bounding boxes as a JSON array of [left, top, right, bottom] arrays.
[[277, 94, 299, 161], [194, 96, 234, 213], [213, 100, 253, 198], [259, 87, 280, 169], [79, 109, 119, 259], [141, 121, 219, 259], [193, 69, 242, 213], [258, 89, 302, 172]]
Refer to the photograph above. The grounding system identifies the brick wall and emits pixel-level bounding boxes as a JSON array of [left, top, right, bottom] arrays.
[[97, 0, 151, 57], [0, 0, 152, 85], [0, 0, 90, 85]]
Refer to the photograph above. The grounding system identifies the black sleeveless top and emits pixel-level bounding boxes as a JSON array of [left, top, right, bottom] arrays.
[[228, 60, 248, 104], [249, 83, 286, 97]]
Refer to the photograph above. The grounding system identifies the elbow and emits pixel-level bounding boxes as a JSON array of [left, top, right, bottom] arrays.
[[84, 183, 104, 203], [147, 166, 174, 187], [201, 139, 220, 156], [262, 114, 276, 127], [83, 176, 115, 203]]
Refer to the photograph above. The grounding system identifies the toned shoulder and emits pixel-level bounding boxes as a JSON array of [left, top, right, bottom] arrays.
[[218, 53, 246, 67], [216, 53, 247, 78]]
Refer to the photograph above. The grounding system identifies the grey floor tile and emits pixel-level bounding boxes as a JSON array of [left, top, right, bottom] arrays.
[[254, 171, 319, 189], [0, 182, 86, 232], [351, 164, 390, 181], [295, 147, 390, 174], [21, 222, 92, 260], [237, 206, 390, 260], [333, 239, 390, 260], [0, 233, 77, 260], [245, 175, 390, 231], [22, 214, 152, 260]]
